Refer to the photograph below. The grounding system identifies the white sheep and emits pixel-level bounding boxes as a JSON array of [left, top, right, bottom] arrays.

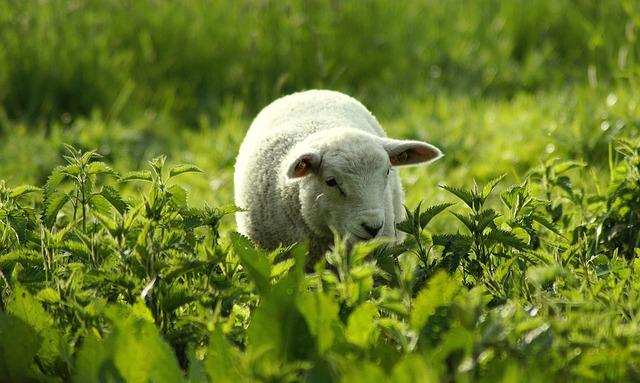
[[234, 90, 442, 259]]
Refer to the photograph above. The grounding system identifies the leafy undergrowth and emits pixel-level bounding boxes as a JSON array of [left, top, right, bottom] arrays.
[[1, 141, 640, 382]]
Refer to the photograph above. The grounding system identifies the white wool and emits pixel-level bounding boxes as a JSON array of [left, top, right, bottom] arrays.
[[233, 90, 442, 258]]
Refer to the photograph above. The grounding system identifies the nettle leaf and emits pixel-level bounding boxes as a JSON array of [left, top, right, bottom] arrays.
[[439, 184, 475, 208], [45, 166, 67, 190], [476, 209, 500, 232], [167, 184, 188, 207], [410, 271, 460, 331], [486, 228, 529, 251], [297, 292, 340, 354], [246, 247, 312, 364], [168, 164, 203, 179], [231, 232, 271, 294], [60, 163, 81, 177], [482, 174, 506, 200], [89, 194, 112, 216], [9, 185, 41, 198], [419, 202, 455, 228], [451, 211, 475, 232], [531, 213, 563, 237], [75, 304, 183, 383], [0, 314, 43, 382], [100, 185, 128, 215], [345, 302, 378, 348], [86, 161, 119, 177], [205, 329, 248, 383], [120, 170, 153, 182], [7, 285, 66, 373], [552, 160, 586, 175], [42, 191, 69, 228]]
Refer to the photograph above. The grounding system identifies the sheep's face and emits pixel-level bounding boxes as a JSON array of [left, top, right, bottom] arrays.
[[285, 129, 442, 244]]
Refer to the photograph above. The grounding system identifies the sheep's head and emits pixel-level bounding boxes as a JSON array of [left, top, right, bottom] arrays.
[[284, 128, 442, 244]]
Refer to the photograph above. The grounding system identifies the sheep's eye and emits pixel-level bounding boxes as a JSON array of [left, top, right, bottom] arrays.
[[325, 177, 338, 187], [386, 168, 390, 176]]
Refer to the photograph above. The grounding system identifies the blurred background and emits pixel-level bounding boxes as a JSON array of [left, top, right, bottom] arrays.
[[0, 0, 638, 210]]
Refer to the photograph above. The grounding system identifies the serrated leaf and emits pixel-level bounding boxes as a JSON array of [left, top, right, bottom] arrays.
[[9, 185, 41, 198], [168, 164, 203, 179], [60, 163, 81, 177], [42, 191, 69, 228], [297, 292, 340, 354], [482, 174, 506, 199], [552, 160, 586, 175], [205, 329, 247, 383], [410, 271, 460, 330], [89, 194, 112, 216], [345, 302, 378, 348], [486, 228, 529, 251], [120, 170, 153, 182], [476, 209, 500, 232], [167, 184, 188, 207], [531, 213, 564, 237], [45, 166, 67, 190], [230, 232, 271, 294], [86, 161, 118, 177], [62, 240, 92, 261], [100, 185, 128, 215], [451, 211, 475, 232], [0, 249, 41, 270], [0, 314, 42, 382], [419, 202, 455, 228], [439, 184, 475, 208]]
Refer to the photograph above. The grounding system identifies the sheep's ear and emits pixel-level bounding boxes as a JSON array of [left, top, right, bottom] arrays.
[[286, 152, 321, 178], [381, 138, 443, 166]]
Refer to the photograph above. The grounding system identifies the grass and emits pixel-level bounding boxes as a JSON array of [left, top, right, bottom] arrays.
[[1, 0, 640, 382]]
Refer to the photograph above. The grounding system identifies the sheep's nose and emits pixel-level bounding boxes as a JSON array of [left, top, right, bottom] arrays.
[[362, 223, 383, 238]]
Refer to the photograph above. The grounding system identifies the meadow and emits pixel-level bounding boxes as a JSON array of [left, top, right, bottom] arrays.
[[1, 1, 639, 381]]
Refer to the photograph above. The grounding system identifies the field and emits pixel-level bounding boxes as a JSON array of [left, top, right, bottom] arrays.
[[1, 1, 640, 382]]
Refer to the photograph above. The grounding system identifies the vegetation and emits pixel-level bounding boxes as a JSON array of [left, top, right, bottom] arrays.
[[1, 1, 639, 382]]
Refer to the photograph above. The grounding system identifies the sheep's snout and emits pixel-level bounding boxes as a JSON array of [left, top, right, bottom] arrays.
[[362, 222, 383, 238], [352, 209, 385, 239]]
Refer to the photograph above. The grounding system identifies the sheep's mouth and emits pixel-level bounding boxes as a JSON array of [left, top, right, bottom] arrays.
[[348, 232, 372, 241]]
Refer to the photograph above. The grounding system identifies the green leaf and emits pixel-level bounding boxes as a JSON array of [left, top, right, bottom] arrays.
[[297, 292, 340, 354], [531, 213, 563, 237], [168, 184, 188, 207], [86, 161, 119, 177], [475, 208, 500, 232], [486, 228, 529, 251], [9, 185, 41, 198], [391, 355, 439, 382], [75, 304, 184, 383], [100, 185, 128, 215], [439, 184, 475, 208], [345, 302, 378, 348], [45, 166, 67, 190], [410, 272, 460, 331], [552, 160, 586, 175], [419, 202, 455, 228], [7, 285, 65, 374], [230, 232, 272, 294], [482, 174, 506, 199], [451, 211, 475, 232], [0, 314, 42, 382], [246, 247, 312, 364], [168, 164, 203, 178], [204, 329, 248, 383], [89, 194, 112, 216], [120, 170, 153, 182], [42, 191, 69, 228]]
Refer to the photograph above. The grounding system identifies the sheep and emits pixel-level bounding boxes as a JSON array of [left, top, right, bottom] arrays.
[[233, 90, 442, 260]]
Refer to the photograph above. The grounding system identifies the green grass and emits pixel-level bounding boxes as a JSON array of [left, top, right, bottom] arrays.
[[1, 0, 640, 382]]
